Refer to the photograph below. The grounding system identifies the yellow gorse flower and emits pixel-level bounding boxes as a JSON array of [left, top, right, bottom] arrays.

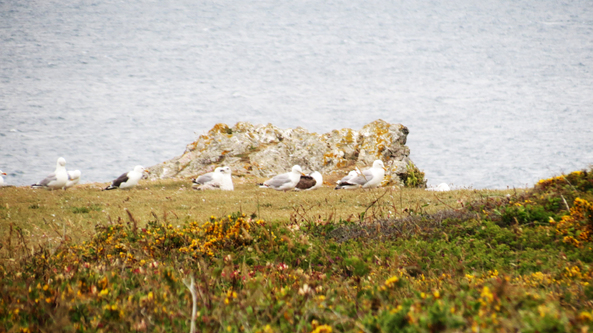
[[384, 276, 399, 287]]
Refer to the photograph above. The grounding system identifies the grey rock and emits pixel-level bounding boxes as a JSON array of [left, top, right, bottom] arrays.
[[147, 119, 418, 186]]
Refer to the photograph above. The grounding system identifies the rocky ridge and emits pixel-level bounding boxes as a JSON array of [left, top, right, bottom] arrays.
[[147, 119, 417, 185]]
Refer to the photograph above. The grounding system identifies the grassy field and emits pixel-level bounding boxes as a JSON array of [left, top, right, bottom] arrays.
[[1, 171, 592, 332]]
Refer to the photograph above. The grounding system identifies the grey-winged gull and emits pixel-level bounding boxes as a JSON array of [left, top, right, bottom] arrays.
[[260, 165, 304, 192], [192, 166, 234, 190], [32, 157, 69, 190], [336, 169, 360, 187], [334, 160, 386, 189]]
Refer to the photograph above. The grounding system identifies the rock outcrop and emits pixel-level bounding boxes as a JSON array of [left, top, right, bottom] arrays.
[[148, 119, 417, 185]]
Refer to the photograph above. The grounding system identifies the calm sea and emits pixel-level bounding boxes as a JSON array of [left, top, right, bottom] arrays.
[[1, 0, 592, 188]]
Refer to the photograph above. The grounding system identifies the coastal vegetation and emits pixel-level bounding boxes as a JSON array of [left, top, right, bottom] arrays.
[[1, 169, 592, 332]]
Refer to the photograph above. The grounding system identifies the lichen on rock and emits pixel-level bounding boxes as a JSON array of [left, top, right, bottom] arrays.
[[147, 119, 420, 186]]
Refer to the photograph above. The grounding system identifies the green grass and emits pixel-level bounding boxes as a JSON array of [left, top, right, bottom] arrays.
[[1, 171, 592, 332]]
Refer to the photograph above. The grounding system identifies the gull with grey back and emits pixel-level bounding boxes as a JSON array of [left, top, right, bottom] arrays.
[[192, 166, 234, 190], [31, 157, 69, 190], [334, 160, 386, 189], [260, 165, 304, 192]]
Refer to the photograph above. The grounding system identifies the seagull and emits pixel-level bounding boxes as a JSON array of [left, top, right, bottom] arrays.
[[104, 165, 147, 190], [260, 165, 304, 191], [334, 160, 386, 189], [336, 170, 360, 187], [295, 171, 323, 191], [32, 157, 69, 190], [0, 170, 6, 187], [64, 170, 81, 189], [427, 183, 450, 192], [192, 166, 234, 190]]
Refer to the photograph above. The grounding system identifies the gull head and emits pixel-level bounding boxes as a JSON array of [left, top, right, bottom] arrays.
[[70, 170, 81, 180], [57, 157, 66, 167], [291, 165, 303, 175], [373, 160, 386, 170]]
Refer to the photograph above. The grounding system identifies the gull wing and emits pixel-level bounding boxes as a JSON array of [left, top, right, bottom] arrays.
[[194, 172, 215, 185], [38, 173, 57, 186], [346, 169, 374, 186], [264, 173, 291, 188], [111, 172, 130, 188]]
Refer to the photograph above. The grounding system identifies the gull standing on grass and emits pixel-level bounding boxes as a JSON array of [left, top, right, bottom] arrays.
[[104, 165, 148, 190], [260, 165, 304, 192], [334, 160, 386, 189], [31, 157, 69, 190], [192, 166, 234, 190], [295, 171, 323, 191]]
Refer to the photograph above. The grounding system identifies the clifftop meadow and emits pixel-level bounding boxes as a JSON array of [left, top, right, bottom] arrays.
[[1, 121, 592, 332]]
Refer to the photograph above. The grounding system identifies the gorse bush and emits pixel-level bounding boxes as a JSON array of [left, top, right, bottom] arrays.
[[401, 162, 427, 188]]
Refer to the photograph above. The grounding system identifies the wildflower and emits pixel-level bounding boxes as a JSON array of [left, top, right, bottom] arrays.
[[390, 305, 403, 314], [384, 276, 399, 288], [310, 325, 332, 333], [298, 284, 313, 296], [480, 286, 494, 305], [578, 311, 593, 322], [433, 290, 441, 299]]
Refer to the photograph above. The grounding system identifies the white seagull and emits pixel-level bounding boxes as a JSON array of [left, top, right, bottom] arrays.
[[260, 165, 304, 191], [32, 157, 69, 190], [335, 170, 360, 187], [295, 171, 323, 191], [0, 170, 6, 187], [104, 165, 147, 190], [192, 166, 234, 190], [427, 183, 450, 192], [334, 160, 386, 189], [64, 170, 82, 189]]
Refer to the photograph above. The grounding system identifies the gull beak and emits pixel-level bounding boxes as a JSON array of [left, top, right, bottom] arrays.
[[144, 169, 151, 174], [301, 172, 306, 176], [383, 167, 387, 171], [1, 172, 6, 175]]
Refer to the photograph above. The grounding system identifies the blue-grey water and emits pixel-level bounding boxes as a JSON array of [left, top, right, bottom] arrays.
[[1, 0, 592, 189]]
